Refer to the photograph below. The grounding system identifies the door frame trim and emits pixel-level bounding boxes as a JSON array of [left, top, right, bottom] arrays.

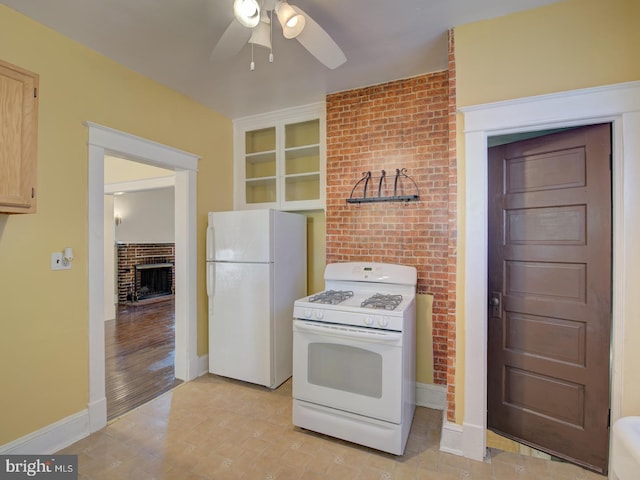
[[459, 81, 640, 461], [87, 122, 199, 432]]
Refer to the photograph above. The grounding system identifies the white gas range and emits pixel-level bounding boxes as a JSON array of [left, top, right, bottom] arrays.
[[292, 262, 417, 455]]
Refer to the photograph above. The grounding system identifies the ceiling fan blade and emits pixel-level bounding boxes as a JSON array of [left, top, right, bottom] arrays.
[[291, 6, 346, 69], [210, 19, 251, 62]]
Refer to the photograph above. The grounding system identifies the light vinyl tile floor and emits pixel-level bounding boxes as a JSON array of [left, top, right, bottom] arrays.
[[59, 375, 607, 479]]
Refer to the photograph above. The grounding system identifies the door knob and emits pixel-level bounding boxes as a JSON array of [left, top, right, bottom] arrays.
[[490, 292, 502, 318]]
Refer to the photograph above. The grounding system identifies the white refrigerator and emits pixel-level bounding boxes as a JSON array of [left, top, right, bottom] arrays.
[[206, 209, 307, 389]]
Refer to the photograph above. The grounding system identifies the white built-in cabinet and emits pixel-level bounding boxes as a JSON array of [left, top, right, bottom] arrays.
[[233, 103, 325, 211]]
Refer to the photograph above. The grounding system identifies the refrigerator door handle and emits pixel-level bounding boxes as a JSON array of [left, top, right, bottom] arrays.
[[206, 263, 214, 297], [206, 225, 214, 261]]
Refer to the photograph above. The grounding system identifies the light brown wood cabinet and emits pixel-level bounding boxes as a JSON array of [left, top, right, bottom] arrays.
[[0, 59, 39, 214]]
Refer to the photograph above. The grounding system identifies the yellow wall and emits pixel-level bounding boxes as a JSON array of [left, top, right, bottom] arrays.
[[453, 0, 640, 439], [456, 0, 640, 108], [302, 210, 326, 294], [0, 5, 233, 445], [416, 294, 434, 384]]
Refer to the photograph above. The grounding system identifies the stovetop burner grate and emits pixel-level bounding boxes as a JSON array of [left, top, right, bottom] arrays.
[[361, 293, 403, 310], [308, 290, 354, 305]]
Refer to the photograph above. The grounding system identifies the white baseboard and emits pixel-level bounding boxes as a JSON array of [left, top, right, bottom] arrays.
[[186, 354, 204, 381], [461, 420, 487, 461], [440, 410, 464, 456], [88, 397, 107, 434], [415, 382, 446, 410], [197, 354, 209, 377], [0, 410, 90, 455]]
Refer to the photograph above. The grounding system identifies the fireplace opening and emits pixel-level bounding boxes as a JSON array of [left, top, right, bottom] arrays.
[[135, 263, 173, 301]]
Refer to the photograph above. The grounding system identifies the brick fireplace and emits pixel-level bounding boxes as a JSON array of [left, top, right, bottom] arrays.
[[116, 243, 175, 304]]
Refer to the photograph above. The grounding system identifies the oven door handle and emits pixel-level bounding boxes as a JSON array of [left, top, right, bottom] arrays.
[[294, 321, 402, 344]]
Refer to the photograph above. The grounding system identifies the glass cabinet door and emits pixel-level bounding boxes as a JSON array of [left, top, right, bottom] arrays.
[[284, 119, 320, 202], [245, 127, 276, 205]]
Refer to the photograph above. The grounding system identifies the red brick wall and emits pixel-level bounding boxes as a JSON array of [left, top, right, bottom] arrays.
[[325, 70, 455, 392]]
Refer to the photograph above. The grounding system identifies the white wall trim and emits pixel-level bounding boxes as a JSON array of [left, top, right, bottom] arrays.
[[87, 123, 200, 435], [416, 382, 446, 410], [458, 80, 640, 462], [440, 412, 465, 456], [173, 170, 198, 382], [86, 122, 198, 171], [0, 411, 89, 455]]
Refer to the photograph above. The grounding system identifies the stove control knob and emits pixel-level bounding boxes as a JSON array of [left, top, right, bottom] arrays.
[[314, 310, 324, 320], [364, 316, 374, 326], [378, 317, 389, 328], [303, 309, 312, 319]]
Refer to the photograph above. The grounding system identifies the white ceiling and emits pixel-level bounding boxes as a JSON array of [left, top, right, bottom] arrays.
[[1, 0, 563, 119]]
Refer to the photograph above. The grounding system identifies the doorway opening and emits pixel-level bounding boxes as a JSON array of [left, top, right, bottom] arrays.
[[104, 156, 181, 420], [87, 122, 199, 433]]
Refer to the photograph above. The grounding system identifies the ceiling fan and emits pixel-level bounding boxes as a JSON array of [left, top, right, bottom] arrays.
[[211, 0, 346, 70]]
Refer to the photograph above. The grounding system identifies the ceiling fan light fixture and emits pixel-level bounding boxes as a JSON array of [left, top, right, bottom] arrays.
[[234, 0, 261, 28], [275, 1, 305, 39], [248, 19, 271, 49]]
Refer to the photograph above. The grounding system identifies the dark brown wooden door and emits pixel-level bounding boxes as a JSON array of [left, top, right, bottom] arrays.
[[487, 124, 612, 473]]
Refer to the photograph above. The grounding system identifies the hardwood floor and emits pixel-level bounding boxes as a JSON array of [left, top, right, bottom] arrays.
[[105, 297, 182, 421]]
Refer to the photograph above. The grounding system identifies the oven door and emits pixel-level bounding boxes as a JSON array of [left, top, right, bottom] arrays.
[[293, 319, 403, 424]]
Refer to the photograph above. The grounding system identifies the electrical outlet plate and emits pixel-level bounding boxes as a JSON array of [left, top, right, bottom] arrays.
[[51, 252, 71, 270]]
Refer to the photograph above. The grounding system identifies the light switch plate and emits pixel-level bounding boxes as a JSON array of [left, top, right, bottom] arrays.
[[51, 252, 71, 270]]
